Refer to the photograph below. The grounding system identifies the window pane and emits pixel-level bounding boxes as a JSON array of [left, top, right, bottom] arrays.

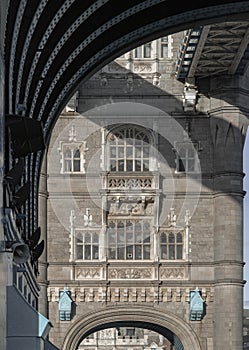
[[74, 149, 80, 158], [77, 233, 83, 243], [161, 44, 168, 58], [144, 221, 150, 233], [169, 233, 175, 243], [135, 222, 142, 232], [84, 245, 91, 260], [118, 247, 125, 259], [65, 160, 72, 172], [126, 231, 133, 243], [73, 159, 80, 171], [76, 245, 83, 259], [85, 233, 91, 243], [135, 147, 142, 157], [93, 233, 99, 243], [177, 232, 183, 243], [127, 246, 133, 259], [178, 159, 185, 172], [177, 245, 183, 259], [135, 46, 142, 58], [161, 245, 167, 259], [118, 160, 124, 171], [135, 160, 141, 171], [143, 160, 149, 171], [135, 232, 142, 243], [144, 43, 151, 58], [110, 146, 116, 158], [169, 245, 175, 259], [161, 233, 167, 243], [110, 160, 116, 171], [126, 160, 133, 171], [118, 231, 124, 243], [143, 146, 150, 157], [109, 248, 116, 259], [188, 148, 195, 158], [126, 146, 133, 158], [65, 148, 71, 158], [109, 231, 116, 244], [179, 148, 186, 158], [126, 221, 133, 233], [188, 159, 195, 172], [118, 147, 124, 158], [93, 245, 99, 259], [143, 234, 150, 243], [143, 245, 150, 259], [135, 245, 142, 259]]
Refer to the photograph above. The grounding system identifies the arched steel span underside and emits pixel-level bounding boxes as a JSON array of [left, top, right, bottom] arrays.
[[3, 0, 249, 233], [4, 0, 249, 139]]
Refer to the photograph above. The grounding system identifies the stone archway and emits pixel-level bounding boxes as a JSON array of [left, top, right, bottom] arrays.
[[61, 305, 202, 350]]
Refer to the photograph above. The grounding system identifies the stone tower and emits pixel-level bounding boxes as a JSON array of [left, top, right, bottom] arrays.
[[41, 31, 248, 350]]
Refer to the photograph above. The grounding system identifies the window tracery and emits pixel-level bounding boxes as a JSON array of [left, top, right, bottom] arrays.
[[174, 141, 200, 173], [160, 231, 183, 260], [107, 219, 151, 260], [58, 125, 87, 174], [107, 126, 152, 172], [76, 231, 99, 260]]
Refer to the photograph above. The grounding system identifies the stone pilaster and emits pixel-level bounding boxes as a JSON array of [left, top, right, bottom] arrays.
[[209, 76, 248, 350], [38, 152, 49, 317]]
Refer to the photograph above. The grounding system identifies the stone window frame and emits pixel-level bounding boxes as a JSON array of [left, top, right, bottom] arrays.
[[160, 36, 169, 58], [58, 140, 87, 174], [107, 218, 153, 261], [134, 42, 152, 58], [106, 124, 155, 173], [75, 229, 99, 261], [160, 230, 184, 260], [173, 141, 201, 173]]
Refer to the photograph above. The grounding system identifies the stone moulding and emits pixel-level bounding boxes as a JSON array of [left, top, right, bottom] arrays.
[[47, 286, 214, 304], [73, 265, 189, 281], [61, 305, 203, 350]]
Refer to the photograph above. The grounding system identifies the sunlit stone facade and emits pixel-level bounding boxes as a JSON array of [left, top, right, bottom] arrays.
[[42, 32, 247, 350]]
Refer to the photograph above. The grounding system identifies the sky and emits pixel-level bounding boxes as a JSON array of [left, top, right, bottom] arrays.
[[244, 132, 249, 308]]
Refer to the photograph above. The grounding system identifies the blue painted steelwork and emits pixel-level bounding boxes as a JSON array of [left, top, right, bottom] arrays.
[[189, 288, 205, 321], [59, 288, 73, 321]]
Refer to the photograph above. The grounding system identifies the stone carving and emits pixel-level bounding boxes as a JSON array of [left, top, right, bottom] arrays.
[[134, 63, 152, 72], [109, 268, 152, 279], [48, 286, 213, 303], [108, 196, 154, 215], [160, 267, 187, 280], [168, 208, 176, 227], [108, 177, 152, 189], [75, 268, 100, 279]]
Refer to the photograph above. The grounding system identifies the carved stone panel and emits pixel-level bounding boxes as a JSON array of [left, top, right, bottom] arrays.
[[108, 267, 153, 280], [160, 267, 188, 280], [75, 267, 101, 280]]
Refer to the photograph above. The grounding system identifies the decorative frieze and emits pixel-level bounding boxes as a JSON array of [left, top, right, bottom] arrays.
[[47, 286, 214, 304], [160, 267, 187, 280], [108, 177, 153, 189], [108, 267, 152, 280], [75, 267, 101, 280], [73, 265, 189, 281], [133, 63, 153, 72]]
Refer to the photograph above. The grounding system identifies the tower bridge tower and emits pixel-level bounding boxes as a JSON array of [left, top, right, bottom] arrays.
[[43, 30, 248, 350]]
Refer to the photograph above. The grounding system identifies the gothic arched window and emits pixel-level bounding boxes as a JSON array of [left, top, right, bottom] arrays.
[[160, 231, 183, 260], [107, 126, 152, 172]]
